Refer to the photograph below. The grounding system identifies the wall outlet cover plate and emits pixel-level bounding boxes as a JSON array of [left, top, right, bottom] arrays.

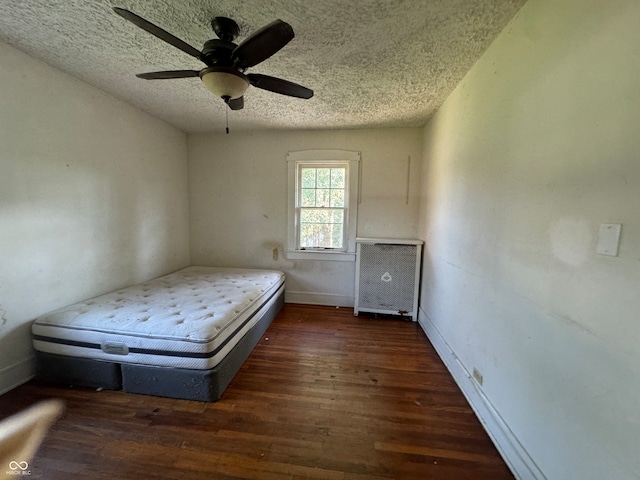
[[596, 223, 622, 257]]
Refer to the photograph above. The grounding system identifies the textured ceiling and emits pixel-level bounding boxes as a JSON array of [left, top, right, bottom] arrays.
[[0, 0, 527, 133]]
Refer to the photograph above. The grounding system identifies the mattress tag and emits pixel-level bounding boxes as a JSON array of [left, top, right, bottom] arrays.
[[101, 341, 129, 355]]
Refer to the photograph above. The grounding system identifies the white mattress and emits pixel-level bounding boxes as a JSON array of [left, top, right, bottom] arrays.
[[32, 266, 285, 370]]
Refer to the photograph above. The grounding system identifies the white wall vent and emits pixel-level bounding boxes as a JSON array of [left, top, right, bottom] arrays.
[[354, 238, 423, 321]]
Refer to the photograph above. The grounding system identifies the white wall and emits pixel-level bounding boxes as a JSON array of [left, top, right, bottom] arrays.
[[188, 128, 422, 306], [417, 0, 640, 479], [0, 42, 190, 393]]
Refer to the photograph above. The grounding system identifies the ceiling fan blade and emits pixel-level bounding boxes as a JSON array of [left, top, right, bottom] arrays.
[[248, 74, 313, 99], [232, 20, 294, 69], [227, 97, 244, 110], [136, 70, 200, 80], [113, 7, 202, 60]]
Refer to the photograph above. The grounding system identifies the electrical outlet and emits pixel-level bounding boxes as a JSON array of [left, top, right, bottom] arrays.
[[472, 367, 483, 386]]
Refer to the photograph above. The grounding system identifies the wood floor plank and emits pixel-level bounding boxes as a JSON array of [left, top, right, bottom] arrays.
[[0, 304, 514, 479]]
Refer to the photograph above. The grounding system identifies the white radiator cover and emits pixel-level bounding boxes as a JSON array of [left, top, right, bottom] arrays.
[[354, 238, 423, 320]]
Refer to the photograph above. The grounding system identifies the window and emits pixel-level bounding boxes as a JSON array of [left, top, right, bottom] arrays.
[[287, 150, 360, 261], [299, 165, 346, 249]]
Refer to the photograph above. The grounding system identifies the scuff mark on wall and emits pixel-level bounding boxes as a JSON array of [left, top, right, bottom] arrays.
[[0, 307, 7, 328], [549, 311, 595, 337]]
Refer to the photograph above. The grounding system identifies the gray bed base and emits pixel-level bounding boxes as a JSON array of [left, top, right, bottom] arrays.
[[34, 291, 283, 402]]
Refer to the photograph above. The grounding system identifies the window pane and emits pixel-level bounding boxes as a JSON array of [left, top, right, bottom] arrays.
[[300, 223, 343, 249], [331, 168, 345, 188], [330, 189, 344, 207], [299, 208, 345, 248], [300, 223, 315, 247], [301, 188, 316, 207], [317, 168, 331, 188], [300, 209, 317, 223], [331, 224, 343, 247], [301, 168, 316, 188], [316, 189, 330, 207], [301, 209, 335, 224]]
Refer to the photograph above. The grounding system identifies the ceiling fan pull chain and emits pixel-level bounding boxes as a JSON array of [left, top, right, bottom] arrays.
[[225, 102, 230, 134]]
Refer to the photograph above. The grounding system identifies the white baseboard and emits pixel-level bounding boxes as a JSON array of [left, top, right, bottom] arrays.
[[417, 308, 546, 480], [0, 356, 36, 396], [285, 290, 354, 308]]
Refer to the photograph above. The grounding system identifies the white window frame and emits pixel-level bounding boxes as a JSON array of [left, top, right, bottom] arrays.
[[287, 150, 360, 261]]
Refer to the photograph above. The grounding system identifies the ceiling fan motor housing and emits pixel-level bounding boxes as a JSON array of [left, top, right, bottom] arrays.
[[201, 39, 237, 67], [211, 16, 240, 42]]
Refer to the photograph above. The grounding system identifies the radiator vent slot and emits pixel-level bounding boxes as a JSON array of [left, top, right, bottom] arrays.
[[354, 238, 423, 320]]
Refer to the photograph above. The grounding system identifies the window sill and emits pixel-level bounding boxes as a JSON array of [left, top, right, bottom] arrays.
[[286, 250, 356, 262]]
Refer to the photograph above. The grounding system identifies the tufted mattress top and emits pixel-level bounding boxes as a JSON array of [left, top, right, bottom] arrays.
[[32, 266, 285, 370]]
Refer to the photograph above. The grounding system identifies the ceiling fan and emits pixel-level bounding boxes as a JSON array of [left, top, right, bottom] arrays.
[[113, 7, 313, 111]]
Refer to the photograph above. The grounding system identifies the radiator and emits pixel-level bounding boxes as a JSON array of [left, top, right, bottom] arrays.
[[354, 238, 423, 321]]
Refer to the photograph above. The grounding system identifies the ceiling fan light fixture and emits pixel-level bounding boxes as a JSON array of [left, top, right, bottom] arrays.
[[200, 67, 249, 100]]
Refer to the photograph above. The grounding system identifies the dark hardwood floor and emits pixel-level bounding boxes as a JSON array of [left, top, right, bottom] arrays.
[[0, 304, 514, 479]]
